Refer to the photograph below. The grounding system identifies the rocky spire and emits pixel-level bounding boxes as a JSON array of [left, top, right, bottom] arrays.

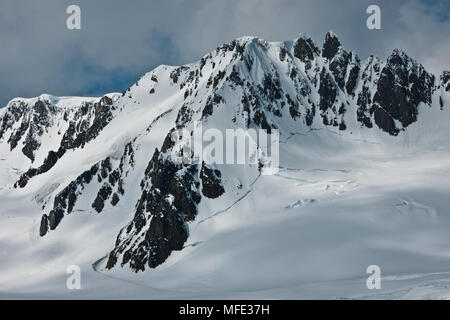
[[322, 31, 341, 60]]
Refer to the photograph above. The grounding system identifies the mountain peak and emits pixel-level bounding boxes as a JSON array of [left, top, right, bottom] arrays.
[[293, 35, 320, 62], [1, 31, 449, 275], [296, 32, 313, 40], [388, 48, 411, 62], [322, 31, 342, 60]]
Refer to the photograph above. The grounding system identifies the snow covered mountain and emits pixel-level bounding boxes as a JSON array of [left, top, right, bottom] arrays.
[[1, 32, 450, 299]]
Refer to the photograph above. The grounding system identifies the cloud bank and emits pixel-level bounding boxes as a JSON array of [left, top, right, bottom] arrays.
[[0, 0, 449, 106]]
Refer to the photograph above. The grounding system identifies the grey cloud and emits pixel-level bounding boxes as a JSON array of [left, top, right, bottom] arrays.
[[0, 0, 449, 107]]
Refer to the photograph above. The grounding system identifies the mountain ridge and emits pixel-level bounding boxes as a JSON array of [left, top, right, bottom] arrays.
[[0, 32, 449, 273]]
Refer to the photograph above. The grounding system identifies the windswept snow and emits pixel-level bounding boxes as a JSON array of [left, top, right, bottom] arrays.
[[1, 129, 450, 299]]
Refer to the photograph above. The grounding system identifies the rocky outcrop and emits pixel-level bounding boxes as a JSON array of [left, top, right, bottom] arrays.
[[106, 144, 201, 272], [15, 148, 65, 188], [40, 164, 99, 236], [200, 163, 225, 199], [15, 96, 115, 188], [318, 68, 341, 126], [39, 141, 134, 236], [322, 32, 341, 60], [441, 71, 450, 92], [372, 50, 435, 134], [2, 99, 56, 161], [293, 36, 319, 63]]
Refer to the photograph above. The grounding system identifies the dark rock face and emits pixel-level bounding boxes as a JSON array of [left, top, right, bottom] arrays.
[[200, 163, 225, 199], [293, 37, 319, 63], [319, 69, 337, 112], [355, 57, 380, 129], [176, 104, 194, 129], [0, 102, 27, 142], [329, 50, 351, 90], [22, 125, 40, 162], [21, 145, 36, 162], [43, 164, 99, 234], [22, 101, 52, 161], [230, 65, 244, 87], [372, 50, 435, 134], [61, 97, 115, 150], [253, 110, 272, 133], [261, 74, 283, 101], [106, 144, 201, 272], [3, 100, 55, 161], [286, 94, 301, 120], [92, 183, 113, 213], [357, 87, 373, 128], [111, 193, 120, 206], [346, 63, 360, 96], [39, 142, 135, 236], [372, 104, 399, 136], [14, 96, 115, 188], [279, 47, 287, 61], [8, 119, 29, 151], [202, 94, 224, 120], [442, 71, 450, 92], [15, 148, 65, 188], [322, 32, 341, 60], [39, 214, 49, 237], [318, 68, 339, 126], [161, 130, 176, 154], [170, 67, 185, 84]]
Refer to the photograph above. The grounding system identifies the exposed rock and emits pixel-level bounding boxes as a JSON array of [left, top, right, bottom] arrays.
[[286, 94, 301, 120], [253, 110, 272, 133], [200, 163, 225, 199], [15, 148, 65, 188], [229, 66, 244, 86], [372, 104, 399, 136], [39, 142, 135, 236], [14, 96, 116, 188], [318, 68, 339, 126], [372, 50, 435, 134], [201, 94, 224, 120], [261, 74, 282, 101], [322, 32, 341, 60], [293, 37, 319, 63], [346, 62, 360, 96], [106, 137, 202, 272], [279, 47, 287, 61], [92, 184, 113, 213], [441, 71, 450, 92], [357, 86, 373, 128], [175, 104, 194, 129], [111, 193, 120, 206], [330, 50, 351, 90], [39, 214, 49, 237]]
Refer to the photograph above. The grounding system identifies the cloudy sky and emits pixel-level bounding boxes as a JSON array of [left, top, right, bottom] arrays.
[[0, 0, 449, 106]]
